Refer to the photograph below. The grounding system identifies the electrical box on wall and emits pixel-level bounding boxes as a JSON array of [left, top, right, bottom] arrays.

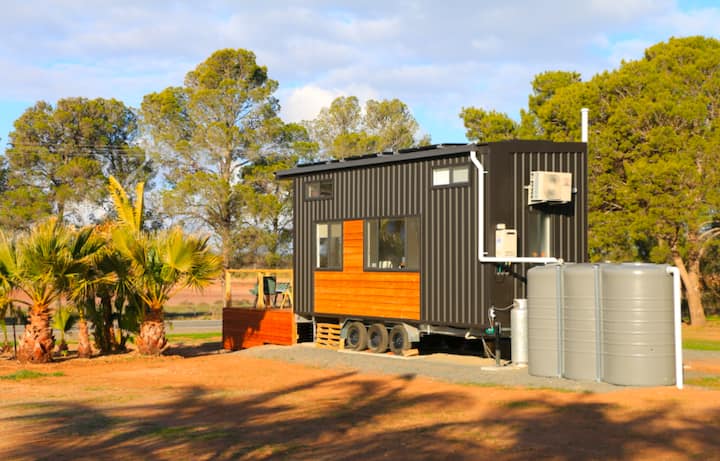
[[528, 171, 572, 204], [495, 224, 517, 258]]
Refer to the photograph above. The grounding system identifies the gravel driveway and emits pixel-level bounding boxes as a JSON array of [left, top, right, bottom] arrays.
[[238, 343, 717, 392], [237, 343, 628, 392]]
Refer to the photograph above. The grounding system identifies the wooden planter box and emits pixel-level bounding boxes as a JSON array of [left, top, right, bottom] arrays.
[[222, 307, 296, 350]]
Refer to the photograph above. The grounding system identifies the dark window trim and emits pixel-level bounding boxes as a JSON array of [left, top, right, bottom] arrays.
[[313, 220, 344, 271], [431, 164, 471, 189], [305, 179, 334, 201], [363, 215, 421, 273]]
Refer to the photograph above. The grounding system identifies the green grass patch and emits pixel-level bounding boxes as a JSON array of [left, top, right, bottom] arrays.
[[166, 332, 221, 341], [685, 376, 720, 389], [0, 370, 65, 381], [683, 339, 720, 351]]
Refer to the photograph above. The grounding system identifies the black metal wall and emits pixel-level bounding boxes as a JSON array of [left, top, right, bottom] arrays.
[[482, 142, 588, 326], [288, 141, 587, 329], [292, 156, 432, 315]]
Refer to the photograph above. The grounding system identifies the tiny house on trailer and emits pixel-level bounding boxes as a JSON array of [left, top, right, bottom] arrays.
[[276, 140, 588, 355]]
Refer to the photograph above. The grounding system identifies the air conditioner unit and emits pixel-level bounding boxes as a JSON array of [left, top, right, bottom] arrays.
[[528, 171, 572, 204]]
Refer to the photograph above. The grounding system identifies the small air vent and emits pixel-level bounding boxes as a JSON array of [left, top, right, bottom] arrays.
[[528, 171, 572, 205]]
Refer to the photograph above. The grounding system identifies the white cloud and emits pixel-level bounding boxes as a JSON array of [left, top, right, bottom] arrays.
[[589, 0, 672, 21], [654, 6, 720, 36], [1, 0, 719, 149], [279, 85, 341, 123], [606, 39, 654, 67]]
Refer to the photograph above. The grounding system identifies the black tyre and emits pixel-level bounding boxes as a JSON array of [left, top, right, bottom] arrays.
[[367, 323, 389, 353], [389, 325, 411, 355], [345, 321, 368, 351]]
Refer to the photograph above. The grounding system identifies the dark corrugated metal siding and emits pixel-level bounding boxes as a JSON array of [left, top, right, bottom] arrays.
[[482, 144, 588, 326], [289, 142, 587, 329], [293, 160, 429, 314], [423, 155, 483, 326]]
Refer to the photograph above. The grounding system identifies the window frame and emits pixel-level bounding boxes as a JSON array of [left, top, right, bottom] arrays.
[[432, 165, 471, 188], [305, 179, 334, 201], [314, 221, 343, 271], [364, 216, 420, 272]]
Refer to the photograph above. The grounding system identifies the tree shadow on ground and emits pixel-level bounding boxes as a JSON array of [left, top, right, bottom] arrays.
[[2, 370, 720, 460], [164, 341, 224, 358]]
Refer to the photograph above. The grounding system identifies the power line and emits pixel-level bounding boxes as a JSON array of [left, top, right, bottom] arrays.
[[2, 143, 148, 158], [7, 142, 143, 151]]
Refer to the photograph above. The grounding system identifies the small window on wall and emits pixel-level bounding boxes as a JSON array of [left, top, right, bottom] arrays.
[[316, 222, 342, 269], [307, 180, 333, 199], [366, 217, 419, 270], [432, 166, 470, 186]]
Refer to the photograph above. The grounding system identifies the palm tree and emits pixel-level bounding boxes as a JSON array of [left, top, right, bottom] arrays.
[[64, 226, 109, 358], [108, 176, 222, 355], [0, 271, 15, 353], [51, 305, 77, 355], [0, 302, 13, 353], [0, 219, 99, 363], [113, 227, 221, 354]]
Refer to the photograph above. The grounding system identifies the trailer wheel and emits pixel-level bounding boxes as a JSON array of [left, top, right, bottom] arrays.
[[389, 325, 410, 355], [367, 323, 389, 353], [345, 322, 368, 351]]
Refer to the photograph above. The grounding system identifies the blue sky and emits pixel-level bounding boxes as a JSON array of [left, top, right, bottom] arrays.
[[1, 0, 719, 154]]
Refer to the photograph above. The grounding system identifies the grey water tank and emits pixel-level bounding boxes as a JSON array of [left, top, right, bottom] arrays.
[[562, 264, 599, 381], [601, 263, 675, 386], [527, 264, 561, 377]]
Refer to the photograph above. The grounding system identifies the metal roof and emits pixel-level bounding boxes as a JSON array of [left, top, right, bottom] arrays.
[[275, 143, 473, 178], [275, 140, 585, 178]]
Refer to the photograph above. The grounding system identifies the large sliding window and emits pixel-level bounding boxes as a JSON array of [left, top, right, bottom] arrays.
[[316, 222, 342, 269], [365, 217, 419, 270]]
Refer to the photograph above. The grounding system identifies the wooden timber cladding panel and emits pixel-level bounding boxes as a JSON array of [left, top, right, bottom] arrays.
[[314, 220, 421, 320], [222, 308, 296, 350]]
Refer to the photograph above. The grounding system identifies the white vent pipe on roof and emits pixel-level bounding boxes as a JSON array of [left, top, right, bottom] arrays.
[[470, 150, 560, 264], [581, 108, 589, 143]]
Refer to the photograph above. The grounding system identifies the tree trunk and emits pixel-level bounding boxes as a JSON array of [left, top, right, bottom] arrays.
[[17, 307, 54, 363], [77, 318, 92, 358], [672, 255, 707, 327], [221, 229, 232, 271], [95, 294, 114, 354], [136, 309, 167, 355], [57, 337, 69, 355]]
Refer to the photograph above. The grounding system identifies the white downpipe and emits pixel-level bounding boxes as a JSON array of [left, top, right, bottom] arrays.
[[581, 108, 589, 143], [470, 150, 560, 264], [666, 266, 684, 390]]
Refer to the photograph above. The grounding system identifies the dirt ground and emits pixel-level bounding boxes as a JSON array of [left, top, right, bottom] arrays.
[[1, 338, 719, 461]]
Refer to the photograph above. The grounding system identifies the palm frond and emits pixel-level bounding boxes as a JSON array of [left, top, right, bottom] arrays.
[[108, 175, 144, 232]]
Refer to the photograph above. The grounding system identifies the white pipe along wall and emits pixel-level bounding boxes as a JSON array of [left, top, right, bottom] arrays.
[[667, 266, 684, 390], [469, 150, 560, 264]]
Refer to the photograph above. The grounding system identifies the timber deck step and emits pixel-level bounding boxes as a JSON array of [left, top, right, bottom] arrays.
[[315, 323, 343, 350]]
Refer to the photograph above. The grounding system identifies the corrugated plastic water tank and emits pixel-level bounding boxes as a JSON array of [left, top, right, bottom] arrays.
[[527, 264, 561, 377], [601, 264, 675, 386], [562, 264, 599, 381]]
